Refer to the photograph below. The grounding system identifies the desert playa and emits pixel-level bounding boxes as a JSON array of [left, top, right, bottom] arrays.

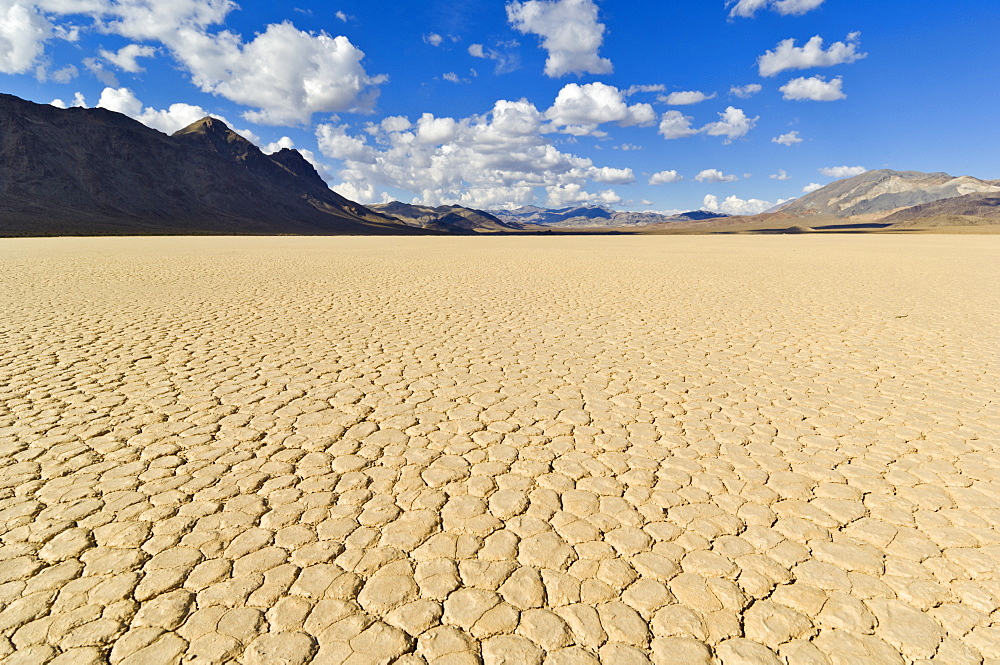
[[1, 235, 998, 665]]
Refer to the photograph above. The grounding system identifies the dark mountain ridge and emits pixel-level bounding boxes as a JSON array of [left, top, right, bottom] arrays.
[[0, 94, 420, 236]]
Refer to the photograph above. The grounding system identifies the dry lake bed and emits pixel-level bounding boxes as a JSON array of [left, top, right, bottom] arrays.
[[0, 235, 998, 665]]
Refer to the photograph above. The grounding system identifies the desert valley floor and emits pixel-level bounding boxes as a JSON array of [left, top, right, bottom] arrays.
[[0, 235, 998, 665]]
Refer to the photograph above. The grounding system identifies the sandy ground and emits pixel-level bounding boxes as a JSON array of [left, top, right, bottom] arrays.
[[0, 235, 998, 665]]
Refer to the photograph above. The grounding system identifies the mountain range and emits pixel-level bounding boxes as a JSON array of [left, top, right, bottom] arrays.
[[368, 202, 520, 233], [491, 206, 730, 228], [0, 93, 419, 236], [776, 169, 1000, 220], [1, 93, 996, 236]]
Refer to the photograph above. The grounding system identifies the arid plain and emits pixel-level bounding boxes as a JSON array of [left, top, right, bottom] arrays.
[[1, 235, 998, 665]]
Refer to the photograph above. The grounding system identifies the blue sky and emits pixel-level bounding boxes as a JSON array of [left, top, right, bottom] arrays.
[[3, 0, 998, 213]]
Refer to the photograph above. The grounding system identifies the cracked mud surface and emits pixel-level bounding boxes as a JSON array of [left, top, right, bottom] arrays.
[[0, 235, 998, 665]]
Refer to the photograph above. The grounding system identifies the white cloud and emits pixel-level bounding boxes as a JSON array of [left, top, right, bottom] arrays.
[[649, 170, 682, 185], [12, 2, 385, 126], [335, 11, 349, 22], [701, 106, 758, 143], [50, 63, 77, 82], [315, 96, 632, 209], [770, 169, 791, 180], [316, 122, 377, 163], [0, 0, 50, 74], [695, 169, 738, 183], [819, 165, 867, 178], [590, 166, 635, 184], [467, 40, 520, 74], [442, 72, 463, 83], [758, 33, 866, 77], [658, 110, 698, 139], [84, 56, 118, 86], [100, 43, 157, 72], [803, 182, 823, 193], [727, 0, 769, 17], [772, 130, 802, 146], [424, 33, 443, 46], [416, 113, 459, 144], [506, 0, 612, 77], [545, 82, 655, 135], [703, 194, 779, 215], [660, 90, 716, 105], [50, 91, 86, 108], [624, 84, 665, 96], [728, 0, 824, 18], [772, 0, 825, 15], [171, 22, 387, 125], [730, 84, 762, 98], [545, 183, 621, 207], [780, 75, 845, 101]]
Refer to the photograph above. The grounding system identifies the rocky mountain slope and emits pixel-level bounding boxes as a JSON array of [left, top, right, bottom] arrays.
[[0, 94, 419, 236], [369, 202, 521, 233], [880, 192, 1000, 226], [777, 169, 1000, 218]]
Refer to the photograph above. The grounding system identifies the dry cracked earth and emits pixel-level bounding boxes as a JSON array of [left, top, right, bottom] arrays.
[[0, 235, 998, 665]]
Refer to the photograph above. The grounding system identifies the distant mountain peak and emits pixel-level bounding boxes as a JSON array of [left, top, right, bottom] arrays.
[[172, 116, 257, 157]]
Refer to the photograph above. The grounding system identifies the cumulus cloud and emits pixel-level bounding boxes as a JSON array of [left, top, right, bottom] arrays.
[[660, 90, 716, 105], [770, 169, 791, 180], [0, 0, 50, 74], [590, 166, 636, 184], [506, 0, 612, 77], [819, 165, 867, 178], [658, 110, 698, 139], [772, 130, 802, 146], [803, 182, 823, 193], [424, 33, 444, 46], [695, 169, 738, 183], [416, 113, 459, 144], [545, 82, 655, 135], [649, 170, 682, 185], [702, 106, 758, 142], [730, 84, 762, 98], [758, 33, 866, 77], [316, 122, 377, 163], [703, 194, 779, 215], [780, 75, 845, 101], [100, 43, 157, 72], [8, 2, 385, 126], [50, 91, 86, 108], [728, 0, 825, 18], [172, 22, 387, 125], [315, 95, 634, 209]]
